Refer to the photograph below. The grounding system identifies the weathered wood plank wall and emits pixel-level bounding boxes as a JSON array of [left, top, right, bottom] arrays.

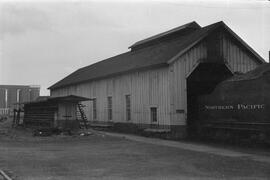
[[51, 67, 171, 126], [51, 31, 262, 128], [169, 32, 261, 126], [221, 33, 259, 73], [169, 42, 207, 126]]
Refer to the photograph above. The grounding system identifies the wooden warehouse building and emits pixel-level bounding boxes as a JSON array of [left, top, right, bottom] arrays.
[[49, 21, 265, 138]]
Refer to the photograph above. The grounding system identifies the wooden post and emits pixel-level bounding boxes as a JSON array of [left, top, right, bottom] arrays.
[[16, 108, 21, 126]]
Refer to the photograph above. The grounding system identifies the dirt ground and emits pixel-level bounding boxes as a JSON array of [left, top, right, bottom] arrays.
[[0, 119, 270, 180]]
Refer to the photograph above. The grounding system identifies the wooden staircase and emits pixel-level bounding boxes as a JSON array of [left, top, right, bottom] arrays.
[[77, 103, 88, 129]]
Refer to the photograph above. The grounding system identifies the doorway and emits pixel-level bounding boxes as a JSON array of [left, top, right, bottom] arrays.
[[187, 63, 232, 137]]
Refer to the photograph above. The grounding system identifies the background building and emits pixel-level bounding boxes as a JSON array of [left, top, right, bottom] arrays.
[[0, 85, 40, 115], [49, 21, 265, 138]]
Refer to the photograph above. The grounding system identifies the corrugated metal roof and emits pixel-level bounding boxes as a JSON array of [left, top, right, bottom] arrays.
[[49, 21, 265, 90]]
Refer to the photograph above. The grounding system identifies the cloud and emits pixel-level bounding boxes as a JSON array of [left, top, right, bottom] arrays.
[[44, 2, 124, 31], [0, 3, 52, 35]]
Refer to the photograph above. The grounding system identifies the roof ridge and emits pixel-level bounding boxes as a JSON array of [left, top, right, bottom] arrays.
[[79, 32, 195, 72], [49, 21, 265, 90], [129, 21, 201, 49]]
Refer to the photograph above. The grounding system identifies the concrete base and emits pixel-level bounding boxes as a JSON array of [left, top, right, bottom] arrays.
[[90, 121, 187, 140], [171, 125, 187, 139]]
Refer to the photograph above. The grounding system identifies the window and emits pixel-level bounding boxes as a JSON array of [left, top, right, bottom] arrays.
[[150, 107, 157, 123], [107, 96, 112, 120], [125, 95, 131, 121], [92, 98, 97, 119]]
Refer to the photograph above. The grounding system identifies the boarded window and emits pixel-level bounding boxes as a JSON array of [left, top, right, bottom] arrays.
[[150, 107, 157, 122], [125, 95, 131, 121], [92, 98, 97, 119], [107, 96, 112, 120]]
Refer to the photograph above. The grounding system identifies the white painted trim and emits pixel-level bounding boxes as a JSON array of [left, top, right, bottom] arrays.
[[224, 61, 234, 73], [185, 60, 201, 78], [167, 22, 265, 65], [167, 36, 207, 64]]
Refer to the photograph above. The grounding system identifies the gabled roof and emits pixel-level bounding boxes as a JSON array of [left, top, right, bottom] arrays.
[[129, 21, 201, 50], [49, 21, 265, 90]]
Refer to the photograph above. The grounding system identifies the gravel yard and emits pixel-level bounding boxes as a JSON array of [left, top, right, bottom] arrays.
[[0, 129, 270, 180]]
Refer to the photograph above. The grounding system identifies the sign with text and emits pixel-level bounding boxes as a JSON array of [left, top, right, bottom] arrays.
[[204, 104, 265, 111]]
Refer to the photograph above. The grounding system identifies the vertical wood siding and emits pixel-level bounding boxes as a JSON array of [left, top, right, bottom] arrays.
[[57, 102, 77, 121], [169, 32, 261, 126], [221, 33, 260, 73], [169, 42, 207, 126], [51, 67, 171, 126], [51, 31, 262, 128]]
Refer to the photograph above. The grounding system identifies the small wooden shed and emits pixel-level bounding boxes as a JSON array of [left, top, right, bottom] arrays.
[[23, 95, 90, 129]]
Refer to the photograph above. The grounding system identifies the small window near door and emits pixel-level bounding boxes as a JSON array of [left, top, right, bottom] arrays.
[[107, 96, 112, 120], [92, 98, 97, 119], [150, 107, 157, 123]]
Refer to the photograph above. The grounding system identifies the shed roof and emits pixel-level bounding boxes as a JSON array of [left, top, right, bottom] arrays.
[[49, 21, 265, 90], [24, 95, 91, 105]]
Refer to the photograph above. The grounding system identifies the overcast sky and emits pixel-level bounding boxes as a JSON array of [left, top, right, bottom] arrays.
[[0, 0, 269, 95]]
